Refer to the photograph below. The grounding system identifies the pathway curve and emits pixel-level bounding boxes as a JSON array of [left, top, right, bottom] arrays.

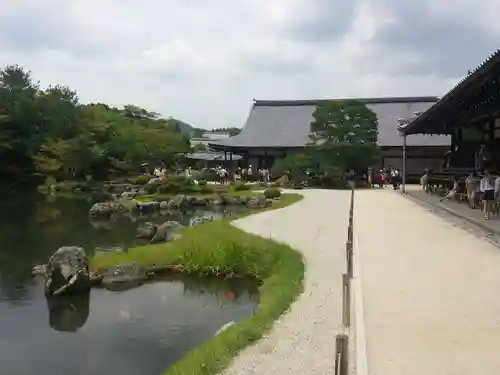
[[355, 189, 500, 375], [223, 189, 350, 375]]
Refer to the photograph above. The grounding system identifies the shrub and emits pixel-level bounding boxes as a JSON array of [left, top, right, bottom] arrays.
[[197, 179, 207, 186], [145, 182, 159, 194], [263, 188, 281, 199], [233, 181, 251, 191], [199, 185, 215, 194], [134, 175, 149, 185]]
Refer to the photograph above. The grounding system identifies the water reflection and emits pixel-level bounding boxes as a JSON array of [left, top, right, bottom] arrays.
[[0, 190, 259, 374], [0, 275, 258, 375], [47, 292, 90, 332], [0, 191, 247, 303]]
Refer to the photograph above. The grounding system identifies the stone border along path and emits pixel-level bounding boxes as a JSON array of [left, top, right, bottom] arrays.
[[355, 189, 500, 375], [222, 189, 351, 375]]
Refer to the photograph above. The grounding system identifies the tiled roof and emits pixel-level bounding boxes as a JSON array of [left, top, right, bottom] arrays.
[[211, 97, 450, 148], [399, 49, 500, 135]]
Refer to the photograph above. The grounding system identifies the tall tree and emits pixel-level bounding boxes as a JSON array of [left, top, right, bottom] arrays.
[[309, 100, 380, 172]]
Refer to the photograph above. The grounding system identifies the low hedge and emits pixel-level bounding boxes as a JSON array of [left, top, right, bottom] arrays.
[[263, 188, 281, 199], [91, 193, 304, 375]]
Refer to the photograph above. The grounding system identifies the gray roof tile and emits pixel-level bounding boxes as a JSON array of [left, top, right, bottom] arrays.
[[212, 97, 450, 148]]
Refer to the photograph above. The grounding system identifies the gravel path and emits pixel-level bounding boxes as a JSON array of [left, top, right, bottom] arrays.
[[355, 189, 500, 375], [222, 189, 350, 375]]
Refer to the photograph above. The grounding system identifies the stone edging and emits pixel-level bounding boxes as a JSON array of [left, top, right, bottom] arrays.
[[403, 191, 500, 237]]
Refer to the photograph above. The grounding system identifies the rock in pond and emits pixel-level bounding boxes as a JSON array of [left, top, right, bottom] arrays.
[[135, 220, 183, 243], [136, 221, 158, 239], [135, 201, 160, 213], [44, 246, 91, 297], [89, 201, 129, 217], [101, 262, 148, 291]]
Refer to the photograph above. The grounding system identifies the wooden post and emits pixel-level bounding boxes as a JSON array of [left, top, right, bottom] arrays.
[[342, 273, 351, 328], [335, 334, 349, 375], [402, 133, 407, 193], [346, 241, 353, 277]]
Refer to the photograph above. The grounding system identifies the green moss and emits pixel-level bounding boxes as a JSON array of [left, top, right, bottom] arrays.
[[90, 193, 304, 375]]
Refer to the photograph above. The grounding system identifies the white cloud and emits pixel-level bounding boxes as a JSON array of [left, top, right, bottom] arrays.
[[0, 0, 498, 129]]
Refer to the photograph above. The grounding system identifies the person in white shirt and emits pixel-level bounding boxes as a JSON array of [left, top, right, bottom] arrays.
[[479, 170, 495, 220]]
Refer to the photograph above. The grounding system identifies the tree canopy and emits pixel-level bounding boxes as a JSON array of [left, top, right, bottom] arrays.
[[271, 100, 381, 183], [308, 100, 380, 172], [0, 65, 192, 184]]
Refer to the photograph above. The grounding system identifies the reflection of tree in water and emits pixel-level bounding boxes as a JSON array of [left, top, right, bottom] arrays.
[[47, 291, 90, 332]]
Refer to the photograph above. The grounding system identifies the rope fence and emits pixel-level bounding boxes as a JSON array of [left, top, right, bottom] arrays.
[[335, 185, 355, 375]]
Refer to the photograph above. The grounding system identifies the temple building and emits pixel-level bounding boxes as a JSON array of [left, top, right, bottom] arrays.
[[209, 97, 450, 174], [399, 49, 500, 173]]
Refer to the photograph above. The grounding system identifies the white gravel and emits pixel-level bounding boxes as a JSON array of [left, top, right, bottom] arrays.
[[222, 189, 351, 375]]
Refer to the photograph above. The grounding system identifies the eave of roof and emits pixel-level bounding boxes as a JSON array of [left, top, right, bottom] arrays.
[[399, 49, 500, 135], [254, 96, 439, 107]]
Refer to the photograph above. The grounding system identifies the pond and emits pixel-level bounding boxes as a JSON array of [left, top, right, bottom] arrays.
[[0, 191, 258, 375]]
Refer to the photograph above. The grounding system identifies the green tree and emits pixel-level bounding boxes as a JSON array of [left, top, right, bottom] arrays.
[[309, 100, 380, 172], [0, 64, 193, 184]]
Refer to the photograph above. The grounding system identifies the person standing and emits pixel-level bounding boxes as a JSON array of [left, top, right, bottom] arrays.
[[367, 167, 373, 188], [390, 168, 400, 190], [480, 170, 495, 220], [465, 171, 480, 209]]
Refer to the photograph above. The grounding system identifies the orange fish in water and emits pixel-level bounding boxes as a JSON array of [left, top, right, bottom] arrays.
[[226, 291, 235, 300]]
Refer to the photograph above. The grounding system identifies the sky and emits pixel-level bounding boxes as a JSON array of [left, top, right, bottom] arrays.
[[1, 0, 499, 129]]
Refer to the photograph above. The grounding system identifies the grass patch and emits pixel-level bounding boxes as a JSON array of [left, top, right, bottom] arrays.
[[90, 193, 304, 375]]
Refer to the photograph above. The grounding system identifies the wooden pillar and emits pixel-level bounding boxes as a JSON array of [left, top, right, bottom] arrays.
[[402, 134, 407, 193]]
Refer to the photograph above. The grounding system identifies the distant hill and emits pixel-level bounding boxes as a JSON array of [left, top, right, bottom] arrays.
[[167, 118, 194, 135]]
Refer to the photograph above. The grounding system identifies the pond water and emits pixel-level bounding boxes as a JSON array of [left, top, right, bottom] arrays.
[[0, 191, 258, 375]]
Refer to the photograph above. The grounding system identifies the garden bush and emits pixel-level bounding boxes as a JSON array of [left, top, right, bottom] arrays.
[[197, 179, 207, 186], [233, 181, 251, 191], [145, 182, 159, 194], [263, 188, 281, 199], [134, 175, 149, 185]]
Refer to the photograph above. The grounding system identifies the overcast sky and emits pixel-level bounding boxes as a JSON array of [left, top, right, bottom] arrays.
[[1, 0, 499, 129]]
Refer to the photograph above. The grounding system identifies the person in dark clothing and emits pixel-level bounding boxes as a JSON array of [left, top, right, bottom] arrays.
[[391, 168, 402, 190]]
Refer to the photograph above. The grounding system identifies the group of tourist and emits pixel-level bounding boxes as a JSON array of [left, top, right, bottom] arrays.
[[366, 167, 402, 190], [235, 166, 270, 183], [422, 169, 500, 220]]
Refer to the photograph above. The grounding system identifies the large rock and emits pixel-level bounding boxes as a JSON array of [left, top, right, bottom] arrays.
[[89, 201, 128, 217], [135, 201, 160, 213], [190, 216, 215, 227], [150, 221, 182, 243], [135, 222, 157, 239], [168, 194, 188, 209], [44, 246, 91, 297], [246, 195, 267, 208], [101, 262, 148, 291]]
